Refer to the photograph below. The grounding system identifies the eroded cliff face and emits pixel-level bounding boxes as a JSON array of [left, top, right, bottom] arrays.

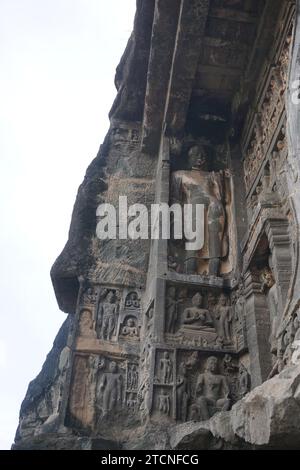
[[15, 0, 300, 450]]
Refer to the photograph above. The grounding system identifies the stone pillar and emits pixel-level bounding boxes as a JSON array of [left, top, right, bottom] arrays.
[[154, 277, 166, 344], [265, 219, 293, 315], [244, 270, 272, 387]]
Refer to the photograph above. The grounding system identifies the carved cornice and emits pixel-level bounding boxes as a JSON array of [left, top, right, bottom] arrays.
[[242, 2, 295, 194], [242, 205, 286, 270]]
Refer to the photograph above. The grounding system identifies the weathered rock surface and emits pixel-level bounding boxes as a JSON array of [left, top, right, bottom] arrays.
[[15, 0, 300, 450], [14, 317, 72, 443], [171, 365, 300, 449]]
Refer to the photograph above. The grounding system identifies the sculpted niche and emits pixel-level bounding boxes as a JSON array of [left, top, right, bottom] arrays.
[[191, 356, 230, 421], [96, 360, 123, 420], [151, 351, 238, 423], [96, 289, 120, 341], [170, 145, 232, 276], [164, 286, 234, 350], [14, 0, 300, 451]]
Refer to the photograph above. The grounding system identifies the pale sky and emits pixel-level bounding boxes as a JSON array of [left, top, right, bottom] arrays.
[[0, 0, 136, 449]]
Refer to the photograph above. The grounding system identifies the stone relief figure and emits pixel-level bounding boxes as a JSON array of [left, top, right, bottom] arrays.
[[121, 317, 139, 338], [238, 364, 251, 399], [97, 290, 119, 341], [260, 266, 279, 354], [168, 253, 180, 272], [183, 292, 214, 330], [141, 342, 152, 368], [208, 292, 218, 310], [139, 380, 151, 424], [80, 284, 98, 305], [185, 350, 199, 368], [214, 293, 233, 344], [97, 361, 123, 418], [126, 393, 137, 410], [159, 352, 173, 384], [223, 354, 238, 375], [215, 336, 224, 349], [127, 364, 138, 391], [125, 291, 140, 309], [176, 361, 190, 422], [165, 287, 183, 334], [191, 356, 230, 421], [145, 307, 154, 337], [68, 354, 98, 430], [110, 126, 128, 142], [158, 391, 170, 416], [78, 309, 96, 338], [233, 287, 246, 330], [171, 145, 230, 276]]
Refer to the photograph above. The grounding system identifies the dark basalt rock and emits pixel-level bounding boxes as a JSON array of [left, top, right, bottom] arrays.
[[15, 0, 300, 450]]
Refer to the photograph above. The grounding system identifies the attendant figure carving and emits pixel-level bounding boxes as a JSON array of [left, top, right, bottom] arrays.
[[158, 391, 170, 416], [126, 393, 136, 410], [125, 292, 140, 309], [121, 318, 139, 338], [159, 352, 173, 384], [171, 145, 230, 276], [78, 309, 96, 338], [183, 293, 213, 330], [191, 356, 230, 421], [215, 293, 233, 344], [165, 287, 182, 334], [128, 364, 138, 391], [234, 287, 246, 332], [176, 361, 190, 421], [139, 381, 151, 424], [146, 307, 154, 337], [97, 290, 119, 341], [239, 364, 251, 398], [97, 361, 123, 418]]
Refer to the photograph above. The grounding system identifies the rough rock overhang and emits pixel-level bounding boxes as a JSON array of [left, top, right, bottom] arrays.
[[50, 0, 284, 314]]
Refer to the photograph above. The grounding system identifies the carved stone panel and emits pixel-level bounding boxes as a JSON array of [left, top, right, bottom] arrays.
[[243, 22, 293, 192], [164, 286, 235, 350], [119, 316, 140, 340], [177, 352, 238, 421], [169, 144, 234, 277], [67, 354, 98, 430], [117, 289, 142, 343], [231, 286, 247, 352], [124, 291, 141, 310], [126, 362, 139, 392], [154, 349, 175, 385], [80, 284, 99, 307], [95, 358, 124, 424], [15, 0, 300, 452], [143, 301, 154, 341], [152, 387, 173, 419], [78, 308, 97, 339], [151, 350, 239, 423], [67, 353, 143, 435], [96, 288, 121, 342]]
